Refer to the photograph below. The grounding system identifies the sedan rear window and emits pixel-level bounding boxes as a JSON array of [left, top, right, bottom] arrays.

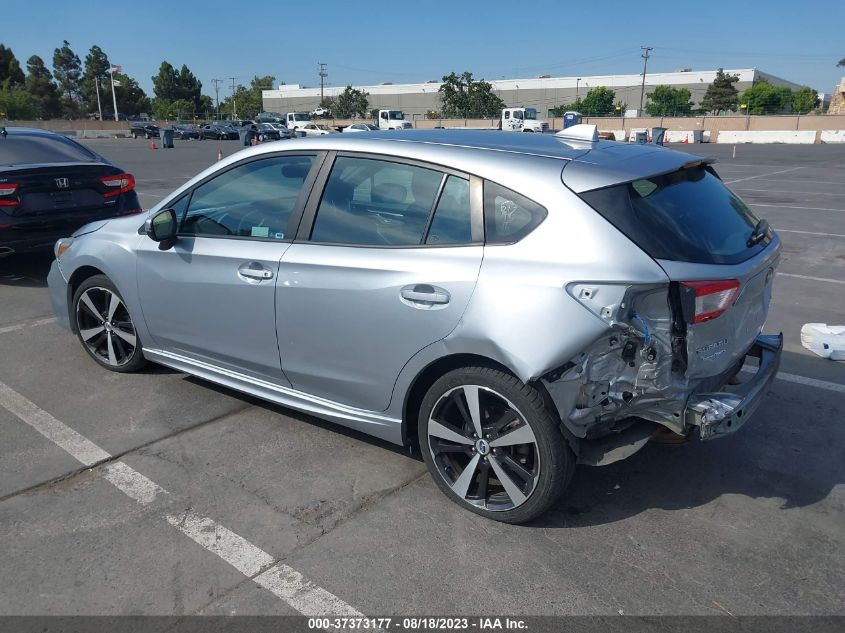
[[0, 134, 99, 166], [578, 165, 770, 265]]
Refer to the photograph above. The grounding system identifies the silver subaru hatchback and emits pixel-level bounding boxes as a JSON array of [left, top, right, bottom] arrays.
[[48, 130, 782, 523]]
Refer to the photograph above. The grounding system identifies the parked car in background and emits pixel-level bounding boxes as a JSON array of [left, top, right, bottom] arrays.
[[200, 124, 238, 140], [298, 123, 333, 136], [311, 107, 331, 118], [0, 127, 141, 257], [343, 123, 380, 133], [266, 122, 294, 139], [255, 123, 282, 141], [45, 129, 782, 524], [130, 123, 159, 139], [172, 124, 201, 140], [256, 112, 284, 123]]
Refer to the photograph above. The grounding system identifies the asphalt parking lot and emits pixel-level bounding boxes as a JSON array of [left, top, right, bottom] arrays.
[[0, 136, 843, 620]]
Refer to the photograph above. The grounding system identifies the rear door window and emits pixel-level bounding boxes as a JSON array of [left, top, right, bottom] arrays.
[[578, 165, 769, 264], [425, 176, 472, 245]]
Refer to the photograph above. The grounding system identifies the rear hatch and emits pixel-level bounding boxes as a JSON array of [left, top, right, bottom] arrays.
[[566, 149, 779, 380]]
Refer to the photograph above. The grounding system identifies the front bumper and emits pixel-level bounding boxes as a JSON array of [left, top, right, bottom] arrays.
[[47, 260, 73, 332], [685, 333, 783, 440]]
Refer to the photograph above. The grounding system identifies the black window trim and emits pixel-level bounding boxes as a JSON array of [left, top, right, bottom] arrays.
[[296, 151, 484, 249], [165, 150, 326, 244]]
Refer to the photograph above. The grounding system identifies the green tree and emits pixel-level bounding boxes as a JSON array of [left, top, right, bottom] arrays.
[[220, 75, 275, 119], [791, 86, 818, 114], [645, 85, 693, 116], [0, 44, 25, 88], [25, 55, 61, 119], [334, 85, 369, 118], [176, 64, 202, 110], [439, 71, 504, 118], [550, 100, 582, 117], [52, 40, 82, 118], [0, 85, 35, 119], [198, 95, 214, 119], [579, 86, 616, 116], [740, 80, 792, 114], [80, 45, 110, 114], [700, 68, 739, 114], [152, 61, 179, 103]]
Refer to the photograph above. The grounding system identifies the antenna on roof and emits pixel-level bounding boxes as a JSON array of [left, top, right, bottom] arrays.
[[554, 124, 598, 142]]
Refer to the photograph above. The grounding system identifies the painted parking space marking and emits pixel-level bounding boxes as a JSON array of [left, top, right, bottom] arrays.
[[750, 178, 845, 186], [723, 166, 804, 184], [0, 379, 363, 620], [736, 188, 845, 197], [0, 317, 57, 335], [740, 368, 845, 395], [777, 272, 845, 285], [775, 229, 845, 238], [749, 203, 845, 213]]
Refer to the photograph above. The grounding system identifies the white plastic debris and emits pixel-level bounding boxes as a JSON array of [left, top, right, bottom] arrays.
[[800, 323, 845, 361]]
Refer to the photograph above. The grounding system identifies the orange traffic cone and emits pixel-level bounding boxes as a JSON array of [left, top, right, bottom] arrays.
[[217, 148, 223, 161], [149, 141, 157, 149]]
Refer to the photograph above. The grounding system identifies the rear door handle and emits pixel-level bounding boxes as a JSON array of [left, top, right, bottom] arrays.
[[401, 284, 450, 305], [238, 262, 273, 281]]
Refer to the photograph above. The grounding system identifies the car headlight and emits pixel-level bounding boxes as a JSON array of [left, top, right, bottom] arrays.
[[54, 237, 74, 259]]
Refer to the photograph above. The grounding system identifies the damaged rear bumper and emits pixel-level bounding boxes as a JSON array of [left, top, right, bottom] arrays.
[[685, 333, 783, 440]]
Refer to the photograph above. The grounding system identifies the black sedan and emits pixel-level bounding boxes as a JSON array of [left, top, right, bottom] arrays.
[[0, 127, 142, 257], [200, 124, 238, 140], [172, 124, 202, 140], [130, 123, 160, 139]]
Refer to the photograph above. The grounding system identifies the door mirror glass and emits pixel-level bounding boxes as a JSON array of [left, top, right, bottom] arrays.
[[146, 208, 178, 242]]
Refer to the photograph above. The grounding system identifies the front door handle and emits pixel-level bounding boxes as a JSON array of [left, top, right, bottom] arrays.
[[400, 284, 450, 305], [238, 262, 273, 281]]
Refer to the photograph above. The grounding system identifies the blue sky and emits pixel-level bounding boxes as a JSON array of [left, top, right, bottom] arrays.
[[4, 0, 843, 97]]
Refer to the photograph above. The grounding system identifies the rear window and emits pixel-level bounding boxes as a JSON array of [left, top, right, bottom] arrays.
[[0, 133, 100, 166], [578, 165, 770, 264]]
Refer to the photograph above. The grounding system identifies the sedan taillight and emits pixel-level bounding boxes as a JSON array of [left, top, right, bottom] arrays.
[[0, 183, 19, 207], [100, 173, 135, 198], [680, 280, 740, 324]]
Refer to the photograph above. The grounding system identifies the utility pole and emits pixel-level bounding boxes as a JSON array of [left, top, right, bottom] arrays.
[[229, 77, 238, 119], [211, 78, 223, 120], [109, 64, 121, 122], [318, 63, 327, 104], [95, 76, 103, 121], [639, 47, 652, 116]]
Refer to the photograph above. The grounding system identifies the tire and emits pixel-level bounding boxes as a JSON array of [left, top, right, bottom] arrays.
[[523, 129, 534, 132], [73, 274, 147, 373], [132, 132, 138, 139], [418, 366, 574, 524]]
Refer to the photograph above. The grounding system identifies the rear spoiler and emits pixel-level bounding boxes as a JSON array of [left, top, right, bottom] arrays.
[[561, 144, 715, 193]]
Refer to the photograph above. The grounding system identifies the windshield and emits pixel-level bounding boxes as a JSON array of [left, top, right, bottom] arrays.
[[524, 109, 537, 120], [293, 113, 312, 121], [578, 165, 770, 265], [388, 111, 404, 120]]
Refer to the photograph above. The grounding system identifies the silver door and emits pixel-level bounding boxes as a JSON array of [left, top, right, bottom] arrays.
[[136, 153, 318, 382], [277, 155, 484, 411]]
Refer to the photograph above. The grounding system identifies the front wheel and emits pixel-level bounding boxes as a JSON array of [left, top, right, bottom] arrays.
[[418, 366, 574, 523], [73, 275, 147, 373]]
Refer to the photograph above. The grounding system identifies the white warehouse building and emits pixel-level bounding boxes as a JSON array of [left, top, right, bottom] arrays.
[[262, 68, 803, 118]]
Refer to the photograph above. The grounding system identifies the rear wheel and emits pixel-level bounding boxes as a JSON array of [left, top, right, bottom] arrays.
[[73, 275, 147, 373], [418, 366, 574, 523], [132, 132, 138, 139]]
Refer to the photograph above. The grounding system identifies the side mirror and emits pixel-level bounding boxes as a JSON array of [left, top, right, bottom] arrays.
[[145, 208, 178, 247]]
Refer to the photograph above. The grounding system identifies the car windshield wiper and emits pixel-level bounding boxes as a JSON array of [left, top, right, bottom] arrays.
[[747, 218, 770, 248]]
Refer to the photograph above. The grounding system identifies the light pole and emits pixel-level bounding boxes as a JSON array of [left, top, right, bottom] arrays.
[[576, 77, 581, 102]]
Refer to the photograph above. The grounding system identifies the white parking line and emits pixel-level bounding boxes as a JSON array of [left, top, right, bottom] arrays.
[[0, 317, 57, 335], [736, 188, 845, 197], [724, 166, 804, 185], [0, 379, 362, 620], [750, 178, 845, 186], [749, 204, 845, 213], [777, 272, 845, 285], [775, 229, 845, 238], [137, 192, 165, 199], [741, 369, 845, 395]]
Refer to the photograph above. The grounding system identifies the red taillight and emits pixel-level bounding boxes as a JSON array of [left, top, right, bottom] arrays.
[[0, 183, 19, 207], [681, 280, 740, 324], [99, 173, 135, 198]]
